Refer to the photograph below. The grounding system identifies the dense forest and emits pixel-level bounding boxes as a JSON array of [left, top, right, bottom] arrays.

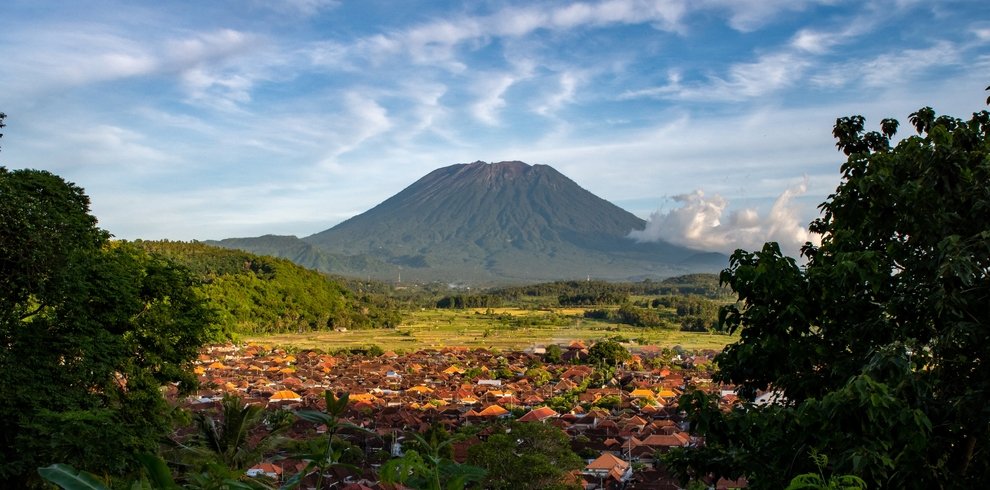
[[133, 240, 402, 336]]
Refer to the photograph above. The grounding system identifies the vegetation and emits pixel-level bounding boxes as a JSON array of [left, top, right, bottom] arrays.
[[380, 429, 486, 490], [587, 339, 631, 367], [185, 394, 287, 474], [134, 240, 402, 336], [243, 306, 734, 352], [666, 92, 990, 487], [466, 421, 583, 490], [0, 168, 216, 486]]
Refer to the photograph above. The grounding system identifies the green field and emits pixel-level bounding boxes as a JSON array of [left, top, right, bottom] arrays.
[[242, 307, 736, 352]]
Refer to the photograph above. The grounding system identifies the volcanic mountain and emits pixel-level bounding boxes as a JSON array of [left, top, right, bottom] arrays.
[[213, 161, 725, 283]]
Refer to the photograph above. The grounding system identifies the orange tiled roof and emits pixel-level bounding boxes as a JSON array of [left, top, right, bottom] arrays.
[[269, 390, 302, 402], [475, 405, 508, 417], [517, 406, 559, 422], [586, 452, 630, 471]]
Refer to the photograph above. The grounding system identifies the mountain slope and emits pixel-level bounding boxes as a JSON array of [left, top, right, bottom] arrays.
[[299, 161, 724, 282]]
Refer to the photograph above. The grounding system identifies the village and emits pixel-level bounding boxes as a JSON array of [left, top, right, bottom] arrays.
[[186, 342, 749, 490]]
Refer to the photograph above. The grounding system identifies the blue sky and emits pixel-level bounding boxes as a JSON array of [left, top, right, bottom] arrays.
[[1, 0, 988, 256]]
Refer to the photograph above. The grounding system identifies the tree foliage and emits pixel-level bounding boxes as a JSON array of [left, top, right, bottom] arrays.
[[187, 394, 287, 472], [466, 421, 583, 490], [666, 93, 990, 487], [134, 240, 402, 335], [380, 429, 486, 490], [0, 168, 216, 486], [587, 339, 631, 367]]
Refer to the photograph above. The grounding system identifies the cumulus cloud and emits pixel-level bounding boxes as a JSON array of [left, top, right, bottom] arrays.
[[629, 180, 820, 257]]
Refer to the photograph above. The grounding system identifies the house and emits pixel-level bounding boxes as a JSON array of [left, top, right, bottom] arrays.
[[517, 406, 559, 423], [584, 452, 633, 488], [246, 462, 282, 480]]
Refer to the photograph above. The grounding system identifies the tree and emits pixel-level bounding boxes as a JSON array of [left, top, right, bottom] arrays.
[[380, 429, 486, 490], [587, 339, 630, 367], [0, 168, 216, 486], [186, 394, 287, 472], [284, 391, 371, 490], [665, 91, 990, 487], [466, 421, 583, 490]]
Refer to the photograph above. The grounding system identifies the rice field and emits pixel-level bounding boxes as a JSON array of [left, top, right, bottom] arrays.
[[242, 307, 736, 353]]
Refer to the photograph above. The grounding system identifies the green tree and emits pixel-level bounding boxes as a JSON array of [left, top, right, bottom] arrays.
[[466, 421, 583, 490], [284, 391, 369, 489], [587, 339, 630, 367], [186, 394, 287, 472], [544, 344, 563, 364], [525, 367, 552, 386], [666, 92, 990, 487], [380, 430, 486, 490], [0, 169, 216, 486]]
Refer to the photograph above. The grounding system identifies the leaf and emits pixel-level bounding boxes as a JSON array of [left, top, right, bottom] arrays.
[[37, 464, 110, 490], [136, 453, 178, 489], [294, 409, 332, 426]]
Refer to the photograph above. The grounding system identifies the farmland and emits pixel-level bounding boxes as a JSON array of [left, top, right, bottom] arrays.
[[243, 306, 735, 352]]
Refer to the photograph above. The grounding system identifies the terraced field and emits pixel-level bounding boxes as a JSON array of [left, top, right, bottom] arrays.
[[243, 307, 735, 352]]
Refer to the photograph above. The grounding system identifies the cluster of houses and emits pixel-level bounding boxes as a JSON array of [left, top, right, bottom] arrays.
[[186, 342, 747, 490]]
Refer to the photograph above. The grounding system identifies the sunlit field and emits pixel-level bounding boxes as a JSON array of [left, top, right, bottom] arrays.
[[243, 307, 735, 352]]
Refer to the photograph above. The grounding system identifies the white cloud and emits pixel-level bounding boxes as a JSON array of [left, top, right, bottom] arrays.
[[859, 41, 961, 87], [310, 0, 690, 71], [535, 72, 580, 116], [471, 74, 522, 125], [252, 0, 340, 17], [697, 0, 833, 32], [1, 29, 158, 92], [629, 180, 820, 257], [622, 51, 810, 101], [316, 93, 393, 167]]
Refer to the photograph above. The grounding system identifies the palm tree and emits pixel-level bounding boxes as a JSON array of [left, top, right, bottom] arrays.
[[190, 394, 286, 472]]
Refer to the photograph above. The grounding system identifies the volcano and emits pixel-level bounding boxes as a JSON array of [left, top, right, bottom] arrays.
[[213, 161, 725, 283]]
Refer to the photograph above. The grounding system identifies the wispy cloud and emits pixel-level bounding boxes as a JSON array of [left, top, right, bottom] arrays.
[[535, 72, 581, 116], [252, 0, 340, 17], [471, 73, 526, 125], [696, 0, 834, 32], [620, 51, 811, 101]]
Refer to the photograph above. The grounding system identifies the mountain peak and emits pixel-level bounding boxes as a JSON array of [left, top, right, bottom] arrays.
[[299, 161, 723, 282]]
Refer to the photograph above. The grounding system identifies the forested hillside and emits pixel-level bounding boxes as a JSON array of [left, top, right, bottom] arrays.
[[133, 240, 401, 336]]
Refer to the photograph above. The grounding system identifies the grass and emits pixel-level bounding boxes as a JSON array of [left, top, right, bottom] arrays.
[[242, 307, 736, 353]]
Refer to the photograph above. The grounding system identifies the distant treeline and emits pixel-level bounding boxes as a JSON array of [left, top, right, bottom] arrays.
[[433, 275, 728, 309], [494, 275, 728, 301], [585, 297, 718, 331], [133, 240, 401, 336], [426, 275, 726, 333], [435, 294, 503, 308]]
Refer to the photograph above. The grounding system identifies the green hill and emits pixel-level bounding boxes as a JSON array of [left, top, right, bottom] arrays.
[[132, 240, 401, 336]]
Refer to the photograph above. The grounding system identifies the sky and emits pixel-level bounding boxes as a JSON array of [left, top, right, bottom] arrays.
[[1, 0, 988, 257]]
